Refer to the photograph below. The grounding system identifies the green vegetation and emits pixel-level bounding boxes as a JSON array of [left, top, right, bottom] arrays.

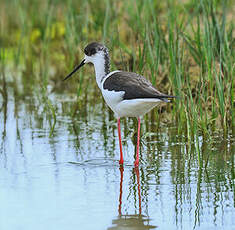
[[0, 0, 234, 138]]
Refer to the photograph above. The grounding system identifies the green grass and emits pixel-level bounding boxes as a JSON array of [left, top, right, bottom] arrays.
[[0, 0, 234, 136]]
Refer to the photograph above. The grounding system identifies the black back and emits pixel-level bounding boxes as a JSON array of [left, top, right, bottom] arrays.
[[103, 71, 175, 101]]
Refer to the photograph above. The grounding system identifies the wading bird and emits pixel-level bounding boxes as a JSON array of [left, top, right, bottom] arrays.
[[64, 42, 175, 167]]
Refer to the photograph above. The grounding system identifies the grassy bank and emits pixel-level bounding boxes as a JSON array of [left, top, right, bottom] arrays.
[[0, 0, 234, 137]]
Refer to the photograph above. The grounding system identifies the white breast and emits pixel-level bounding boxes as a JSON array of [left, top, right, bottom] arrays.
[[100, 70, 124, 116], [101, 88, 125, 116]]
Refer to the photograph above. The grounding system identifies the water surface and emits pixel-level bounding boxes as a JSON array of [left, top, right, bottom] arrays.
[[0, 83, 234, 230]]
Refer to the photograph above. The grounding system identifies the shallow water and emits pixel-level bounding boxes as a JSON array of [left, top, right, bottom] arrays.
[[0, 84, 234, 230]]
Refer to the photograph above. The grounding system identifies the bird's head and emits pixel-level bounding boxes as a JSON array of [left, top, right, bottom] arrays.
[[63, 42, 109, 81]]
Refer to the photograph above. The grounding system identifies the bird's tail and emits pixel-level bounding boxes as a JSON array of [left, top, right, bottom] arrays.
[[160, 95, 179, 103]]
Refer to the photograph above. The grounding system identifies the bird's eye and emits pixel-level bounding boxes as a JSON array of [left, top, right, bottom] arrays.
[[90, 48, 96, 55], [84, 48, 96, 56]]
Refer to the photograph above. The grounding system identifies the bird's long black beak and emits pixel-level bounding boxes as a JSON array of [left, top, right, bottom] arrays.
[[63, 59, 86, 81]]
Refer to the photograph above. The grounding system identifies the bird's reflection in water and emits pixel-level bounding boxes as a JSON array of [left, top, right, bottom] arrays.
[[108, 167, 157, 230]]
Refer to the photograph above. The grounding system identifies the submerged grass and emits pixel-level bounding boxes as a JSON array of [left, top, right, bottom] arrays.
[[0, 0, 234, 137]]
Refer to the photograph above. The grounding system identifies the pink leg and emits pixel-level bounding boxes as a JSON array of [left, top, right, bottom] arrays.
[[134, 117, 141, 167], [117, 118, 124, 165]]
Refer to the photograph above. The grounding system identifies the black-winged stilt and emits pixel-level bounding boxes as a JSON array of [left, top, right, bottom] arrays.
[[64, 42, 175, 167]]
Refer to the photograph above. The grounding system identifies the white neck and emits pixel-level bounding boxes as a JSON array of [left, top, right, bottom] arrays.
[[85, 51, 110, 89], [93, 57, 106, 89]]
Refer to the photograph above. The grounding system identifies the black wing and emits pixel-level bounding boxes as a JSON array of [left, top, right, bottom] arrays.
[[103, 71, 175, 101]]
